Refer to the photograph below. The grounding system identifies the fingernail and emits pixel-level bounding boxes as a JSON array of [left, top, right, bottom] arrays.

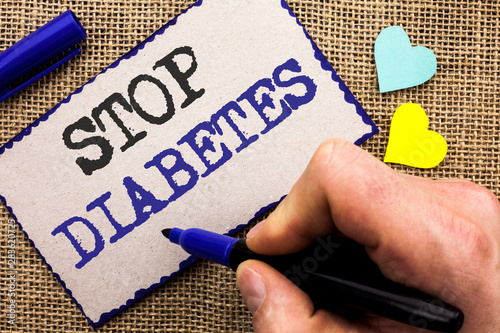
[[239, 267, 266, 314], [246, 220, 265, 239]]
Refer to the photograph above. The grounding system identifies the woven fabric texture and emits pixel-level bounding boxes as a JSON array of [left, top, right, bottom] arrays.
[[1, 0, 499, 331]]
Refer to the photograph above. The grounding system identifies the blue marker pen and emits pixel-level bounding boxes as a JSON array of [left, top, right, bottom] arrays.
[[0, 10, 86, 102], [163, 227, 464, 333]]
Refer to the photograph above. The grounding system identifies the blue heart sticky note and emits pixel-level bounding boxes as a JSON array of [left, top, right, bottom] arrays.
[[375, 26, 437, 93]]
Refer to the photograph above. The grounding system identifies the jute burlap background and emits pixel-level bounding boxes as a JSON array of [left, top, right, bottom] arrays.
[[1, 0, 499, 331]]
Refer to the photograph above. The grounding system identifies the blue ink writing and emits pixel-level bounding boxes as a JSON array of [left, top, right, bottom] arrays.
[[53, 56, 316, 268]]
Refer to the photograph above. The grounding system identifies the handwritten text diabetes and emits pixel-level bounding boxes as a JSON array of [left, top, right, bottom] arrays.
[[53, 46, 317, 269]]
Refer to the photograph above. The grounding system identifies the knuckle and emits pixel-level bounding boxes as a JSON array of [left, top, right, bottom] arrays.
[[309, 138, 363, 184], [453, 218, 497, 265], [460, 180, 500, 221], [471, 184, 500, 212], [315, 138, 355, 161], [310, 138, 348, 169], [456, 179, 499, 209]]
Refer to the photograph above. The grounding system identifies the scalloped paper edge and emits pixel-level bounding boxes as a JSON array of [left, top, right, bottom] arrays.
[[0, 0, 378, 327]]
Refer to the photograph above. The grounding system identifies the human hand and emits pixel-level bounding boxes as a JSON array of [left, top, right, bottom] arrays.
[[236, 138, 500, 332]]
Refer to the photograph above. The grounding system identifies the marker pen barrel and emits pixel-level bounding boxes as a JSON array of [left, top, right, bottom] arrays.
[[164, 227, 464, 333]]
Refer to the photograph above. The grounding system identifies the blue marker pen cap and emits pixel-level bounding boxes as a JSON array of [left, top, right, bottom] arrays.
[[0, 10, 86, 96]]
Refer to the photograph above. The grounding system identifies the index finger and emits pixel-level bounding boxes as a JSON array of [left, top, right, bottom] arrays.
[[246, 138, 434, 254]]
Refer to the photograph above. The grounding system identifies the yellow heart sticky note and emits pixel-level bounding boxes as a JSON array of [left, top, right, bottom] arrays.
[[384, 103, 447, 168]]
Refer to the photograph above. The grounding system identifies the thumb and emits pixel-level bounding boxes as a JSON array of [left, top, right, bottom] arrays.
[[236, 260, 352, 333]]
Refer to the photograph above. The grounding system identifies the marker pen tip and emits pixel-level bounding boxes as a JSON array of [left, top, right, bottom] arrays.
[[161, 228, 172, 239]]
